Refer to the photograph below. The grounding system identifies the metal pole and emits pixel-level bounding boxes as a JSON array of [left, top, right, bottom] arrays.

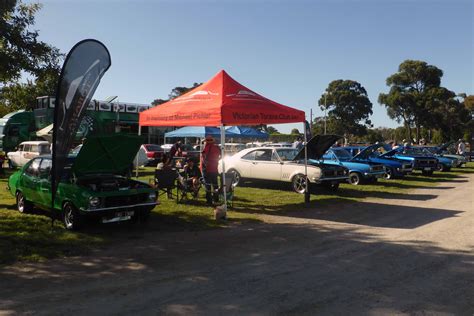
[[220, 125, 227, 211], [324, 94, 327, 135], [136, 125, 141, 178], [303, 121, 310, 204]]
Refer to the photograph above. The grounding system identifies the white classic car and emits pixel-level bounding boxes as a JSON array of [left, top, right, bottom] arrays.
[[221, 135, 349, 193], [7, 141, 51, 167]]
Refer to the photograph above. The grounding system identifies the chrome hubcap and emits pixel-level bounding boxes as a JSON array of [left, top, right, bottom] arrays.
[[293, 176, 306, 193], [17, 195, 24, 212], [64, 207, 74, 227]]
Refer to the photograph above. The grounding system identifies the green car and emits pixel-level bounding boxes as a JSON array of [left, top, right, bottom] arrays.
[[8, 135, 158, 230]]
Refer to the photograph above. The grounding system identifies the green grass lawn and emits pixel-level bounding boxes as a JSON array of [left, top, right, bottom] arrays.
[[1, 162, 473, 265]]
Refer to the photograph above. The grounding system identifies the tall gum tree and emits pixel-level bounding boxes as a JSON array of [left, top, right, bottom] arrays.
[[378, 60, 443, 142], [318, 79, 373, 137]]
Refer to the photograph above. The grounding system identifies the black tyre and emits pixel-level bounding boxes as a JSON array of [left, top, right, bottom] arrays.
[[62, 202, 83, 231], [292, 174, 307, 194], [421, 170, 434, 176], [228, 169, 241, 187], [384, 168, 393, 180], [16, 191, 32, 213], [348, 172, 362, 185]]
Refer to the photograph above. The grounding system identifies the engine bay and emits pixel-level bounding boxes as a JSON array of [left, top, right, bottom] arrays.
[[77, 176, 148, 192]]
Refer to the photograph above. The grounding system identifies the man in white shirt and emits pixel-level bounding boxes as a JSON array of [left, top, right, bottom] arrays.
[[457, 139, 466, 155]]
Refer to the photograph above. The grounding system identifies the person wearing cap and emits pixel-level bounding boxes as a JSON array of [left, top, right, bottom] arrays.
[[457, 139, 466, 155], [200, 135, 221, 205], [182, 158, 200, 194]]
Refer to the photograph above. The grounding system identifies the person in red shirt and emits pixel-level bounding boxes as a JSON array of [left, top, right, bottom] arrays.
[[200, 135, 221, 205]]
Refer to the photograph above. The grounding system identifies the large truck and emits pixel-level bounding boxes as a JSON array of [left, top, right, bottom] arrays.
[[0, 110, 36, 152], [0, 96, 155, 152]]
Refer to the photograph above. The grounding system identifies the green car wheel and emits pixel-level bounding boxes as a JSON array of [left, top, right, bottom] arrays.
[[63, 202, 83, 231], [16, 191, 32, 213]]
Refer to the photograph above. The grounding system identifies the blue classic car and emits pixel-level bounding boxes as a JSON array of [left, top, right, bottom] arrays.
[[322, 147, 386, 185], [419, 144, 463, 169], [346, 144, 413, 179], [380, 146, 439, 176]]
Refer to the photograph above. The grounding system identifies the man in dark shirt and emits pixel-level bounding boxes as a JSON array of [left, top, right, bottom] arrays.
[[200, 136, 220, 205]]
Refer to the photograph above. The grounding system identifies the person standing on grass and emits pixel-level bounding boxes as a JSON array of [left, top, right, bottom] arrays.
[[200, 135, 220, 205], [169, 140, 183, 157], [457, 139, 466, 156]]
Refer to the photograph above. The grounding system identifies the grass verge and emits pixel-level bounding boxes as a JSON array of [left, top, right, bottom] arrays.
[[1, 162, 472, 265]]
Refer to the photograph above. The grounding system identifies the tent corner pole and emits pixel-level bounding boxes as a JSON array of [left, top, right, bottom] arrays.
[[136, 125, 141, 179], [303, 121, 310, 204], [220, 124, 227, 212]]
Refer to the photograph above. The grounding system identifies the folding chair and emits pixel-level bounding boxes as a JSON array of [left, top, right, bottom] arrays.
[[176, 172, 201, 204], [154, 169, 178, 200], [219, 172, 236, 208]]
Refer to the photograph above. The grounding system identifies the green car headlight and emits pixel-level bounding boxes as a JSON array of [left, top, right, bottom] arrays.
[[89, 196, 101, 207], [149, 192, 157, 201]]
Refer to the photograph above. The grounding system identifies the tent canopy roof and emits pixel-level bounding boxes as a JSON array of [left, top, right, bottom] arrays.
[[139, 70, 305, 127]]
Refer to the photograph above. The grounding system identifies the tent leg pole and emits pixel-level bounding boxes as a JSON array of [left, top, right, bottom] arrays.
[[303, 121, 310, 204], [136, 125, 141, 179], [220, 125, 227, 213]]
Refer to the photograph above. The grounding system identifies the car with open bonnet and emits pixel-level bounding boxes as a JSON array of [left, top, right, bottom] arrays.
[[221, 135, 349, 193], [8, 135, 158, 230]]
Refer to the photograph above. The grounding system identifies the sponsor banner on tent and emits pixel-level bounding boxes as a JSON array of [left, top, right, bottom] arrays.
[[51, 39, 111, 206]]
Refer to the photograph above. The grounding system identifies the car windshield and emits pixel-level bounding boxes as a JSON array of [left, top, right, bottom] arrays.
[[144, 144, 161, 151], [332, 148, 352, 160], [276, 148, 298, 161], [422, 147, 437, 154], [402, 147, 430, 155]]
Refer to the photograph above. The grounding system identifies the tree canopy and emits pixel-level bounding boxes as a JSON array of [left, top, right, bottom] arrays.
[[151, 82, 202, 106], [379, 60, 471, 142], [0, 0, 62, 115], [318, 79, 373, 136], [1, 0, 61, 83]]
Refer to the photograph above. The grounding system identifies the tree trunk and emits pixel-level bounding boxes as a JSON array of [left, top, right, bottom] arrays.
[[415, 123, 420, 144], [404, 120, 412, 143]]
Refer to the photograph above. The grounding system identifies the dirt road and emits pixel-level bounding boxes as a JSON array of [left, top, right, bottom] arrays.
[[1, 173, 473, 315]]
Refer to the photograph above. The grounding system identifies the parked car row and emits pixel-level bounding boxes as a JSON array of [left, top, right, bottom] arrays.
[[221, 135, 466, 194]]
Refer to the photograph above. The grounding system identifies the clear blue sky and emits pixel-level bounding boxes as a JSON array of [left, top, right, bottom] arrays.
[[29, 0, 473, 133]]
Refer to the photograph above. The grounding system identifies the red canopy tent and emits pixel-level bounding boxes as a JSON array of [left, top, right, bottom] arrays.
[[140, 70, 305, 127], [139, 70, 309, 207]]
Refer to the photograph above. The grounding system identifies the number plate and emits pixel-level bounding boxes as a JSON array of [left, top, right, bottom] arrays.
[[424, 167, 431, 171]]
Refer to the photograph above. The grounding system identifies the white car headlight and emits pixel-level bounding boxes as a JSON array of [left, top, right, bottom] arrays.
[[149, 192, 157, 201]]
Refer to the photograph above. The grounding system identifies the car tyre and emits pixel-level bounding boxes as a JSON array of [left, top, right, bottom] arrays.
[[16, 191, 32, 213], [384, 168, 393, 180], [62, 202, 83, 231], [292, 174, 307, 194], [228, 169, 241, 187], [348, 172, 361, 185]]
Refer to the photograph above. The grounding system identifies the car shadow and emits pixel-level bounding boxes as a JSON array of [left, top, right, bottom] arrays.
[[232, 198, 462, 229]]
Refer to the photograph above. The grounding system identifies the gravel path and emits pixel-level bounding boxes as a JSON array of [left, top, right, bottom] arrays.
[[1, 173, 473, 315]]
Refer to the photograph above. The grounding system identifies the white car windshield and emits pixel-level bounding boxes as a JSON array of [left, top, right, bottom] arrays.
[[276, 148, 298, 161]]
